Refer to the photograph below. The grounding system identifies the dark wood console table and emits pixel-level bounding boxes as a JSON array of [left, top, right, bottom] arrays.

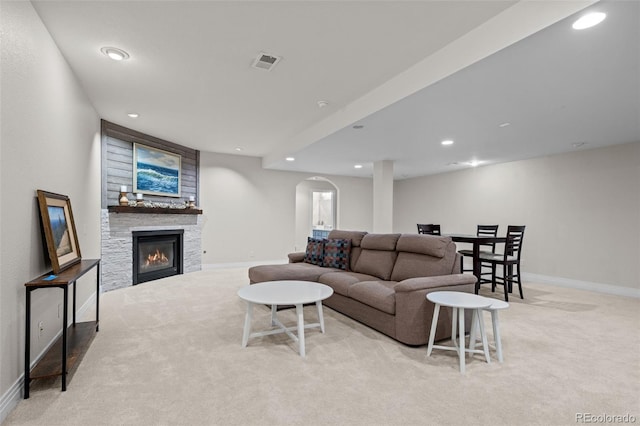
[[24, 259, 100, 398]]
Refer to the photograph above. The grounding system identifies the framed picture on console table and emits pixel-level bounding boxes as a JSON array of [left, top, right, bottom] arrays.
[[133, 143, 181, 197], [36, 190, 82, 274]]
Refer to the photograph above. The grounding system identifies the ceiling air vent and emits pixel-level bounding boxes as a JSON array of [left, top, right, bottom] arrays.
[[251, 52, 281, 71]]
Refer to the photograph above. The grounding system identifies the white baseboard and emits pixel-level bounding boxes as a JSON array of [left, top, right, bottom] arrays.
[[523, 273, 640, 298], [201, 259, 287, 270], [0, 291, 98, 423]]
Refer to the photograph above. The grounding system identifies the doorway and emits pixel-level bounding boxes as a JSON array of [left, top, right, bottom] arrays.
[[295, 177, 338, 251]]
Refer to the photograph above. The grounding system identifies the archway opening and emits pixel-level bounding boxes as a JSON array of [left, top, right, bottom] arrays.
[[294, 177, 339, 251]]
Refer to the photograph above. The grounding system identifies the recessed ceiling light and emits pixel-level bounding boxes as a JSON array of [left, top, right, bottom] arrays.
[[441, 140, 454, 146], [572, 142, 587, 148], [354, 164, 363, 169], [468, 160, 481, 167], [352, 124, 364, 130], [317, 100, 329, 108], [285, 157, 295, 162], [572, 12, 606, 30], [498, 122, 511, 128], [127, 113, 139, 118], [235, 147, 243, 152], [101, 46, 129, 61]]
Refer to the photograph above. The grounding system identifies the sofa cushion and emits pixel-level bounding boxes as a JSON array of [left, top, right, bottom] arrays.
[[323, 238, 351, 271], [390, 251, 454, 281], [395, 234, 450, 258], [354, 249, 398, 280], [360, 233, 401, 251], [319, 271, 379, 296], [348, 281, 397, 315], [303, 237, 325, 266], [352, 234, 400, 280], [327, 230, 367, 247], [248, 262, 337, 284]]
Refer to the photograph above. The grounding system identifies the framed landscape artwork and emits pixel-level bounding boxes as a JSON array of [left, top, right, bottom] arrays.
[[36, 190, 82, 274], [133, 144, 181, 197]]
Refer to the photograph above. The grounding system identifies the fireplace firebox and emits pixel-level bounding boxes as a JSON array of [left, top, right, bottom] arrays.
[[132, 230, 184, 284]]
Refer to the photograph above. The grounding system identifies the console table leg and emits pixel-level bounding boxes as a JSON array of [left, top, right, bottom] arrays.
[[24, 289, 31, 399], [61, 286, 68, 391]]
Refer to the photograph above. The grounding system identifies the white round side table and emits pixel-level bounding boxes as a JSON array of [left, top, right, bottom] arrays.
[[426, 291, 492, 373], [470, 298, 509, 363]]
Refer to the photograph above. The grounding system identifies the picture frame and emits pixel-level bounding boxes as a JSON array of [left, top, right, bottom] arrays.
[[133, 143, 181, 197], [36, 190, 82, 274]]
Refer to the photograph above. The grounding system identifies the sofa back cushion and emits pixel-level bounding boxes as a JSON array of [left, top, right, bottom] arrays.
[[328, 230, 367, 270], [353, 233, 401, 280], [390, 235, 457, 281]]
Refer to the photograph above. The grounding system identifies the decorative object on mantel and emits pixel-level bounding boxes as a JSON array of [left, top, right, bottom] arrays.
[[119, 185, 129, 206], [36, 190, 82, 273], [188, 195, 196, 209], [135, 193, 144, 207]]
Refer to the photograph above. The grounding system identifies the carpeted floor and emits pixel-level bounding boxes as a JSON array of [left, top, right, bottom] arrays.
[[5, 268, 640, 426]]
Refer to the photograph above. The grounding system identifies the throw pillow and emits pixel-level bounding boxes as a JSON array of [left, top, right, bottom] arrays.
[[303, 237, 325, 266], [323, 238, 352, 271]]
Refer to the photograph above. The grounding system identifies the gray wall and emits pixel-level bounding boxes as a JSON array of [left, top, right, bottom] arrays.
[[101, 121, 199, 207], [0, 1, 101, 417], [394, 142, 640, 291]]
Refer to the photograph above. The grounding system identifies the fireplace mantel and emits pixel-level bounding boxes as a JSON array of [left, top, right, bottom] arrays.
[[108, 206, 202, 215]]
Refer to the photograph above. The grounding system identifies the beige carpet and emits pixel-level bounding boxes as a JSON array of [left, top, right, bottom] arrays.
[[5, 268, 640, 426]]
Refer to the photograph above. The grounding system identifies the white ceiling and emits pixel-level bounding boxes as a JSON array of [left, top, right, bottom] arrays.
[[32, 0, 639, 179]]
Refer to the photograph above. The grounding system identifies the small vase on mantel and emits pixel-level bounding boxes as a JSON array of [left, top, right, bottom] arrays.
[[119, 185, 129, 206]]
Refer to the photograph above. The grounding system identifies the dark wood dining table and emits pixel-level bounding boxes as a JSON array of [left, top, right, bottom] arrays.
[[445, 234, 506, 293]]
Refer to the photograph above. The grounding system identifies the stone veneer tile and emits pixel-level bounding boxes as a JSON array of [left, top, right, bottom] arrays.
[[101, 209, 202, 291]]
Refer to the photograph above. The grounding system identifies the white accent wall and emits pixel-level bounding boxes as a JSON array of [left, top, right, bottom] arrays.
[[394, 142, 640, 292], [0, 1, 101, 420], [199, 152, 373, 265]]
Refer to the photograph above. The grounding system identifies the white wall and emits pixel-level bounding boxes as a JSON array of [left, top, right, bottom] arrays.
[[199, 152, 372, 264], [295, 179, 336, 251], [0, 1, 101, 417], [394, 142, 640, 291]]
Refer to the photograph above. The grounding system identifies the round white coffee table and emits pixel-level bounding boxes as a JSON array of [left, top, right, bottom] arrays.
[[237, 281, 334, 357], [426, 291, 492, 373]]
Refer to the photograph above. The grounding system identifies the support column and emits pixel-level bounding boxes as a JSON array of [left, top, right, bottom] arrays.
[[373, 160, 394, 233]]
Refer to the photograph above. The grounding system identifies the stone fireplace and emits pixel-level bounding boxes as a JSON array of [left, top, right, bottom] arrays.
[[101, 209, 202, 291], [132, 229, 184, 284]]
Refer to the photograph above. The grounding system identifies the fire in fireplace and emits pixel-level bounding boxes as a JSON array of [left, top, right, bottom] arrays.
[[132, 230, 184, 284]]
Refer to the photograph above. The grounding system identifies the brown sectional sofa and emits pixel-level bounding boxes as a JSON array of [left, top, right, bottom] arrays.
[[248, 230, 477, 346]]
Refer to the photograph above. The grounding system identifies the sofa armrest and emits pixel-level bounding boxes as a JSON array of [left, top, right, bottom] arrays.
[[395, 273, 477, 292], [394, 274, 477, 345], [288, 252, 306, 263]]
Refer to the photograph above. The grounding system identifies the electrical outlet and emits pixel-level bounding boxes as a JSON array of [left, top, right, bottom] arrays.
[[38, 321, 44, 339]]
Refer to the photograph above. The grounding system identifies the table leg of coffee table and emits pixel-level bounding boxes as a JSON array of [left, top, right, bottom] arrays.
[[271, 304, 277, 326], [316, 301, 326, 333], [296, 303, 305, 357], [242, 302, 254, 347]]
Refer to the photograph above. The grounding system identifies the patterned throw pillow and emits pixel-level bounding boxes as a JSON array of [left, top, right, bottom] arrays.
[[303, 237, 325, 266], [323, 238, 352, 271]]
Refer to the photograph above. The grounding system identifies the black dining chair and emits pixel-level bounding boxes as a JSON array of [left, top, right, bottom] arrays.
[[458, 225, 499, 275], [478, 225, 526, 301], [417, 224, 441, 235]]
